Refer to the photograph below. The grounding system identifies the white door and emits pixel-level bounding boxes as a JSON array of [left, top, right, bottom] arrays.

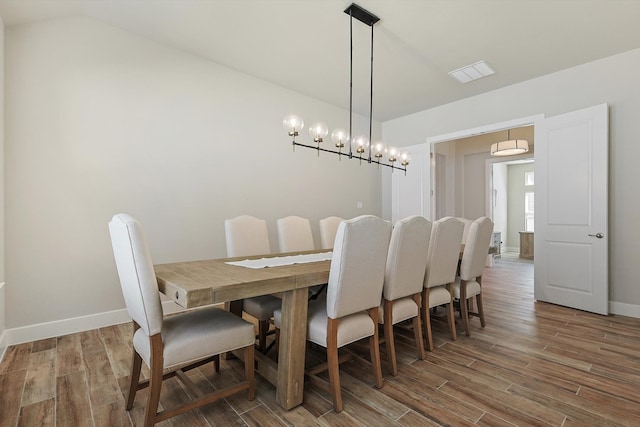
[[534, 103, 608, 315], [391, 143, 430, 223]]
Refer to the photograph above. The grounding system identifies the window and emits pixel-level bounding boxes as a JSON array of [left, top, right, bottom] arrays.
[[525, 191, 534, 231], [525, 171, 534, 186]]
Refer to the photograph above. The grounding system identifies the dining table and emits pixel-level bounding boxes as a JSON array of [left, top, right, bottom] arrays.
[[153, 245, 497, 410], [154, 250, 331, 410]]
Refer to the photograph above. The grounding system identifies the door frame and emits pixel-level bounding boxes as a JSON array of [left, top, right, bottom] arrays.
[[427, 114, 543, 220]]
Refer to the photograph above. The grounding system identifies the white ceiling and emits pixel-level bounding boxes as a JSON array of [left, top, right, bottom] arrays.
[[1, 0, 640, 121]]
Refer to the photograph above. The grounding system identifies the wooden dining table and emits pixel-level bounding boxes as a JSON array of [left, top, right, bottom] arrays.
[[154, 250, 331, 410]]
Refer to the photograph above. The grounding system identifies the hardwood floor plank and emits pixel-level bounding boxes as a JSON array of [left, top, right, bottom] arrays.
[[56, 334, 84, 377], [31, 338, 57, 353], [17, 398, 55, 427], [396, 410, 442, 427], [0, 343, 33, 374], [99, 325, 133, 379], [83, 350, 123, 407], [21, 348, 56, 406], [0, 369, 27, 427], [92, 400, 133, 427], [56, 371, 93, 427], [240, 404, 288, 427]]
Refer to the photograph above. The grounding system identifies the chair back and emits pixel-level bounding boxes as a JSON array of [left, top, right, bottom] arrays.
[[457, 217, 473, 244], [424, 217, 464, 289], [326, 215, 391, 319], [383, 216, 431, 301], [277, 216, 315, 252], [460, 217, 494, 280], [319, 216, 344, 249], [109, 214, 163, 337], [224, 215, 271, 257]]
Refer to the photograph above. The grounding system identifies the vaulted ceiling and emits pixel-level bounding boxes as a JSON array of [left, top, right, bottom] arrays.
[[2, 0, 639, 121]]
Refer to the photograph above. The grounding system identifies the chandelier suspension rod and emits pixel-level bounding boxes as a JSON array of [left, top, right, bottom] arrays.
[[368, 22, 374, 163], [348, 8, 354, 159]]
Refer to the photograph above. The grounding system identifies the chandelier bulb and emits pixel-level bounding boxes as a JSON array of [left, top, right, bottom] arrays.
[[283, 114, 304, 137]]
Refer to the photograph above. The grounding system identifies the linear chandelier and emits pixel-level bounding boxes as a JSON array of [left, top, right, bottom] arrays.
[[282, 3, 410, 173]]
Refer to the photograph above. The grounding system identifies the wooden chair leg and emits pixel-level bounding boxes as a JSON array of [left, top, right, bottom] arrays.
[[126, 351, 142, 410], [126, 322, 142, 410], [422, 288, 434, 351], [368, 308, 383, 389], [144, 334, 164, 427], [326, 318, 343, 412], [213, 354, 220, 373], [446, 301, 458, 341], [411, 294, 426, 360], [476, 293, 486, 327], [258, 320, 268, 351], [383, 300, 398, 376], [477, 276, 485, 327], [245, 344, 255, 401], [459, 280, 471, 337]]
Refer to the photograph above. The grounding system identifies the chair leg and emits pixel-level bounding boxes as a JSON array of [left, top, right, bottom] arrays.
[[382, 300, 398, 376], [446, 301, 458, 341], [477, 276, 486, 327], [213, 354, 220, 373], [126, 350, 142, 410], [326, 318, 343, 412], [368, 308, 384, 389], [422, 288, 434, 351], [144, 334, 164, 427], [126, 322, 142, 410], [411, 294, 426, 360], [459, 280, 471, 337], [244, 344, 255, 401], [258, 320, 268, 351]]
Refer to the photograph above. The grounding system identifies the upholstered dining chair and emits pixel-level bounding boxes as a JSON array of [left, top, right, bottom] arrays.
[[422, 217, 464, 351], [452, 216, 494, 336], [277, 215, 315, 252], [277, 215, 327, 301], [224, 215, 281, 352], [379, 216, 431, 375], [274, 215, 391, 412], [109, 214, 255, 427], [319, 216, 344, 250]]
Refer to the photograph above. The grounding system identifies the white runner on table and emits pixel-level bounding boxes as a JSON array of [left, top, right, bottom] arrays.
[[225, 251, 333, 269]]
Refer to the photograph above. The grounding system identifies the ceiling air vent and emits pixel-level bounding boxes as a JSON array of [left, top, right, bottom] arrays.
[[448, 60, 496, 83]]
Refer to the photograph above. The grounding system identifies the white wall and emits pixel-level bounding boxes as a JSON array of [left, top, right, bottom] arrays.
[[0, 15, 6, 356], [383, 48, 640, 309], [4, 16, 383, 335]]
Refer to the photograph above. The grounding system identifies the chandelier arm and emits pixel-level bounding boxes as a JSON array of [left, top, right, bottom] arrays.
[[292, 141, 406, 173]]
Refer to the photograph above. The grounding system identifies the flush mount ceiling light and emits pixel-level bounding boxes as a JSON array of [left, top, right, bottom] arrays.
[[448, 60, 496, 83], [282, 3, 409, 173], [490, 129, 530, 156]]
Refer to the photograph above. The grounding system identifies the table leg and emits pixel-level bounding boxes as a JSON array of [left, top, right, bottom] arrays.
[[276, 287, 308, 409]]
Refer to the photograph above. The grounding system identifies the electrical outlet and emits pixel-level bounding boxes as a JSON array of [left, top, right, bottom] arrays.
[[357, 201, 363, 209]]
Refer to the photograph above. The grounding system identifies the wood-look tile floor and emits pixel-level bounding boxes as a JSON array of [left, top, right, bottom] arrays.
[[2, 257, 640, 426]]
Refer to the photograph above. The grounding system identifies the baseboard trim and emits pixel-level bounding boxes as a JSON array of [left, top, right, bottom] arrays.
[[5, 300, 184, 346], [0, 330, 8, 364], [609, 301, 640, 318]]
